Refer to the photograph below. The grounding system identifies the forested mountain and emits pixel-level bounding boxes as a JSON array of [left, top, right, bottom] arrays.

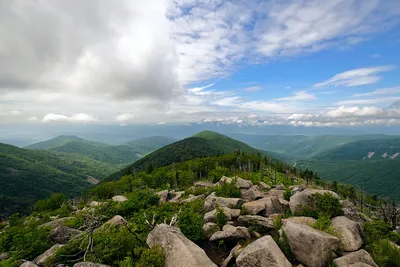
[[312, 138, 400, 160], [230, 133, 398, 157], [107, 131, 264, 181], [0, 143, 118, 216], [25, 135, 176, 165]]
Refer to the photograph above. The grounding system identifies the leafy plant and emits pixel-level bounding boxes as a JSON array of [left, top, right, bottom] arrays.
[[216, 207, 227, 228], [283, 188, 293, 201], [308, 193, 343, 219], [135, 245, 164, 267], [312, 215, 337, 236], [215, 182, 241, 198]]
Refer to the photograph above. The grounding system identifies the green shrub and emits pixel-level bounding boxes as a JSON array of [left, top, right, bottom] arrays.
[[216, 207, 227, 228], [305, 193, 343, 219], [179, 204, 205, 242], [369, 239, 400, 267], [120, 189, 160, 217], [34, 193, 67, 212], [364, 220, 392, 246], [283, 188, 293, 201], [241, 205, 249, 215], [312, 215, 337, 236], [135, 245, 164, 267], [215, 182, 241, 198]]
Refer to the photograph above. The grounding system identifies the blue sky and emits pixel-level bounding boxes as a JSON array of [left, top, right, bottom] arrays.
[[0, 0, 400, 128]]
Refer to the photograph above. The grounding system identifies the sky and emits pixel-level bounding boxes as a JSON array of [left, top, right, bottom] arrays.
[[1, 0, 400, 128]]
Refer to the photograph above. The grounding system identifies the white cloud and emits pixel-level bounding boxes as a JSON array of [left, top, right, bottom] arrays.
[[352, 86, 400, 97], [335, 96, 400, 106], [313, 66, 395, 88], [116, 113, 135, 122], [213, 96, 242, 107], [28, 116, 38, 121], [277, 91, 316, 101], [42, 113, 95, 123]]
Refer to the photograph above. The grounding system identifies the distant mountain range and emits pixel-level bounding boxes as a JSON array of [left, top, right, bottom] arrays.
[[0, 135, 176, 216]]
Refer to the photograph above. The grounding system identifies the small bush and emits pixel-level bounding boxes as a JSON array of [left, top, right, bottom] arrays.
[[34, 193, 67, 212], [135, 245, 165, 267], [307, 193, 343, 219], [283, 188, 293, 201], [215, 182, 241, 198], [312, 215, 337, 236], [179, 203, 205, 242], [369, 239, 400, 267], [120, 189, 160, 217], [216, 207, 227, 228], [241, 205, 249, 215]]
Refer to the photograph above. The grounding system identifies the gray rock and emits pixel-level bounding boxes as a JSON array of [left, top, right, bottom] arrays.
[[238, 215, 275, 230], [34, 244, 64, 266], [20, 262, 39, 267], [221, 244, 241, 267], [195, 181, 214, 187], [289, 188, 339, 215], [235, 177, 253, 189], [210, 225, 250, 242], [170, 191, 185, 202], [219, 176, 233, 185], [332, 216, 364, 252], [111, 195, 128, 202], [241, 185, 264, 202], [236, 235, 291, 267], [204, 193, 243, 212], [282, 216, 316, 226], [181, 194, 205, 203], [276, 184, 285, 190], [241, 196, 283, 216], [50, 226, 82, 244], [73, 263, 110, 267], [342, 199, 363, 223], [147, 224, 216, 267], [0, 252, 9, 261], [332, 249, 378, 267], [156, 190, 169, 203], [40, 217, 74, 229], [266, 189, 285, 199], [291, 185, 306, 192], [203, 222, 219, 238], [284, 220, 339, 267], [204, 207, 234, 223], [258, 182, 271, 191]]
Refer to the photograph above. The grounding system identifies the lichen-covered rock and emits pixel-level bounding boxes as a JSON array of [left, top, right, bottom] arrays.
[[332, 249, 378, 267], [235, 177, 253, 189], [0, 252, 9, 261], [147, 224, 216, 267], [236, 235, 291, 267], [289, 189, 339, 215], [210, 225, 250, 242], [20, 262, 39, 267], [204, 193, 243, 212], [170, 191, 185, 202], [342, 199, 363, 222], [111, 195, 128, 202], [195, 181, 214, 187], [283, 220, 339, 267], [258, 182, 271, 191], [332, 216, 364, 252], [282, 216, 317, 226], [73, 262, 110, 267], [203, 222, 219, 238], [182, 194, 205, 203], [238, 215, 275, 230], [241, 196, 282, 216], [204, 207, 240, 223], [34, 244, 64, 266], [50, 226, 82, 244], [241, 185, 264, 202], [40, 217, 74, 229], [156, 190, 169, 203]]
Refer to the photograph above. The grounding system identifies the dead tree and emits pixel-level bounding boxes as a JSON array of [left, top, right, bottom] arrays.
[[144, 209, 182, 230]]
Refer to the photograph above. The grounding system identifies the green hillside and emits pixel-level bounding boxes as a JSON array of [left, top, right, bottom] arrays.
[[298, 159, 400, 200], [312, 138, 400, 160], [0, 143, 118, 216], [107, 131, 263, 180], [26, 135, 176, 165], [231, 133, 398, 157]]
